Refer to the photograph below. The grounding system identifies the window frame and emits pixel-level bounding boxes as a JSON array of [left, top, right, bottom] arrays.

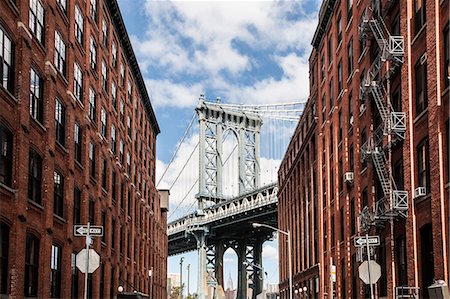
[[50, 244, 62, 298], [53, 170, 64, 217], [74, 122, 82, 163], [75, 5, 84, 46], [29, 0, 45, 44], [24, 233, 39, 297], [55, 98, 66, 146], [54, 31, 66, 77], [28, 149, 42, 204], [30, 67, 44, 123], [73, 62, 83, 102], [0, 27, 14, 92], [414, 55, 428, 116], [0, 124, 13, 187]]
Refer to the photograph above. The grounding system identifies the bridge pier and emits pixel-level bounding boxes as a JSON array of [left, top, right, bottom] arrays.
[[237, 242, 248, 299], [214, 241, 225, 288]]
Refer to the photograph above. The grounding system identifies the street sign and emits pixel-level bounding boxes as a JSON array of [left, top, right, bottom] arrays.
[[354, 235, 380, 247], [76, 249, 100, 273], [74, 225, 104, 237], [359, 260, 381, 285]]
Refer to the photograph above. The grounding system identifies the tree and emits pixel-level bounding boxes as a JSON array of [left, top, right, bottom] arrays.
[[169, 286, 182, 299]]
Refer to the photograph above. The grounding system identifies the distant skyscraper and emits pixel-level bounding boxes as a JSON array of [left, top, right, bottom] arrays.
[[227, 273, 234, 290]]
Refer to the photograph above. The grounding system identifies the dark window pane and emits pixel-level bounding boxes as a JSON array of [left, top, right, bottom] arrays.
[[24, 234, 39, 297], [0, 124, 13, 186]]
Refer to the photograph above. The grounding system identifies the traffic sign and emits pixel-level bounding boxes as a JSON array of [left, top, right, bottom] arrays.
[[76, 249, 100, 273], [330, 265, 336, 282], [354, 235, 380, 247], [74, 225, 104, 237], [359, 260, 381, 285]]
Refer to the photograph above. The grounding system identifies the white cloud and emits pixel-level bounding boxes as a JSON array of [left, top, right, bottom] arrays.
[[262, 244, 279, 261], [130, 1, 319, 108]]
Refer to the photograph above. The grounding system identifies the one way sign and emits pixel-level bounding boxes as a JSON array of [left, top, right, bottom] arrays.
[[74, 225, 104, 237], [354, 235, 380, 247]]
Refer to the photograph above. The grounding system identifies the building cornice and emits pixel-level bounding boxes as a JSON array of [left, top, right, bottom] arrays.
[[106, 0, 160, 135], [311, 0, 338, 49]]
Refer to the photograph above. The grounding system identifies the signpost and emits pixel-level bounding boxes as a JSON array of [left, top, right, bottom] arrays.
[[74, 222, 103, 299], [355, 234, 380, 299]]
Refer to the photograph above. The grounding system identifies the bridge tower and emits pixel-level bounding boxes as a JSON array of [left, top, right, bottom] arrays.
[[196, 94, 262, 207], [192, 94, 265, 299]]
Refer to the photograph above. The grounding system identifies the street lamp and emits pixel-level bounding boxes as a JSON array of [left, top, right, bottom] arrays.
[[302, 286, 307, 298], [252, 223, 292, 299]]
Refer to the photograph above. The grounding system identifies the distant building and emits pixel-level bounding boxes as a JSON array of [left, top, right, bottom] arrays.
[[0, 0, 167, 298], [225, 273, 236, 299], [167, 273, 181, 296]]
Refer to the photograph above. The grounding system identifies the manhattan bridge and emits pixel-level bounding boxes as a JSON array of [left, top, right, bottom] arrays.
[[159, 95, 305, 299]]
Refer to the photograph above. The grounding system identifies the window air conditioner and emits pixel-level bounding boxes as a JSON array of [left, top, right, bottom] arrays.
[[414, 187, 426, 198]]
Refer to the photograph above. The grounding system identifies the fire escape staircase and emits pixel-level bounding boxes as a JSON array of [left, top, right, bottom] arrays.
[[358, 1, 408, 230]]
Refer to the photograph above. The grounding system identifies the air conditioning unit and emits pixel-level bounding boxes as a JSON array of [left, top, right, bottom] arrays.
[[349, 115, 354, 126], [344, 172, 354, 183], [414, 187, 426, 198]]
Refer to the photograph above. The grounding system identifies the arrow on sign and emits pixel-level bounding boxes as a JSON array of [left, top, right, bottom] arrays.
[[354, 236, 380, 247]]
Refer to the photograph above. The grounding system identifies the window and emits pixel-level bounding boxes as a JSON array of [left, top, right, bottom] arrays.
[[321, 53, 325, 82], [24, 234, 39, 297], [28, 150, 42, 204], [73, 187, 81, 224], [102, 19, 108, 47], [127, 81, 132, 101], [120, 100, 125, 124], [362, 187, 368, 208], [89, 141, 95, 178], [30, 68, 44, 123], [347, 0, 353, 22], [29, 0, 45, 43], [417, 138, 430, 193], [328, 35, 333, 64], [444, 24, 449, 89], [338, 110, 343, 142], [88, 199, 95, 224], [348, 91, 353, 126], [0, 27, 14, 92], [57, 0, 66, 13], [0, 222, 9, 295], [71, 252, 78, 298], [74, 62, 83, 102], [55, 98, 65, 146], [415, 56, 428, 115], [120, 182, 125, 210], [112, 170, 117, 202], [112, 42, 117, 68], [361, 128, 367, 168], [0, 124, 13, 187], [74, 122, 82, 163], [101, 210, 106, 243], [102, 158, 107, 190], [90, 37, 97, 70], [101, 60, 107, 92], [112, 81, 117, 109], [349, 144, 354, 172], [338, 60, 343, 93], [119, 140, 124, 164], [110, 267, 115, 299], [75, 5, 84, 45], [90, 0, 97, 21], [100, 263, 104, 298], [120, 63, 125, 86], [337, 13, 342, 45], [396, 235, 408, 286], [347, 39, 353, 76], [50, 244, 61, 298], [111, 125, 116, 154], [350, 198, 355, 235], [339, 159, 343, 191], [322, 94, 326, 123], [126, 152, 131, 174], [111, 217, 116, 249], [329, 78, 334, 108], [341, 258, 346, 297], [53, 171, 64, 217], [100, 108, 107, 137], [54, 31, 66, 76], [89, 88, 96, 121], [414, 0, 426, 35], [359, 18, 366, 57], [127, 116, 132, 137]]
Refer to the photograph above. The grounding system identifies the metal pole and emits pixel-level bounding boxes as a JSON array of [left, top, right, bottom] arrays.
[[149, 268, 153, 299], [288, 229, 292, 299], [366, 234, 374, 299], [180, 257, 184, 299], [187, 264, 190, 296], [84, 222, 91, 299]]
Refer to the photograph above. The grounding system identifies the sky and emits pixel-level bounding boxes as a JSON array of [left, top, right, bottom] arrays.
[[118, 0, 320, 295]]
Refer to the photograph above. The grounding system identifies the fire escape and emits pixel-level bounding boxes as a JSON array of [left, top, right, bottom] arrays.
[[358, 1, 408, 231]]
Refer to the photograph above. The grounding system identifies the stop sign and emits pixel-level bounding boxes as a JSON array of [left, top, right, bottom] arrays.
[[76, 249, 100, 273], [358, 260, 381, 284]]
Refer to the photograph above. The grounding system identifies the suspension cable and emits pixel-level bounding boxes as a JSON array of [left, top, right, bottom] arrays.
[[168, 142, 199, 191], [156, 114, 196, 188]]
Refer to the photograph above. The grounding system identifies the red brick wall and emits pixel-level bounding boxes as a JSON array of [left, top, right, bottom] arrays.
[[278, 0, 449, 298], [0, 0, 167, 298]]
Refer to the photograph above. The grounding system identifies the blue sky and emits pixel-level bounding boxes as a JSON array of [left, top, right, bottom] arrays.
[[118, 0, 320, 294]]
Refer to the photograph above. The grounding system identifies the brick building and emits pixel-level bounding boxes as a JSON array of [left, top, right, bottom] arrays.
[[0, 0, 168, 298], [278, 0, 449, 298]]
